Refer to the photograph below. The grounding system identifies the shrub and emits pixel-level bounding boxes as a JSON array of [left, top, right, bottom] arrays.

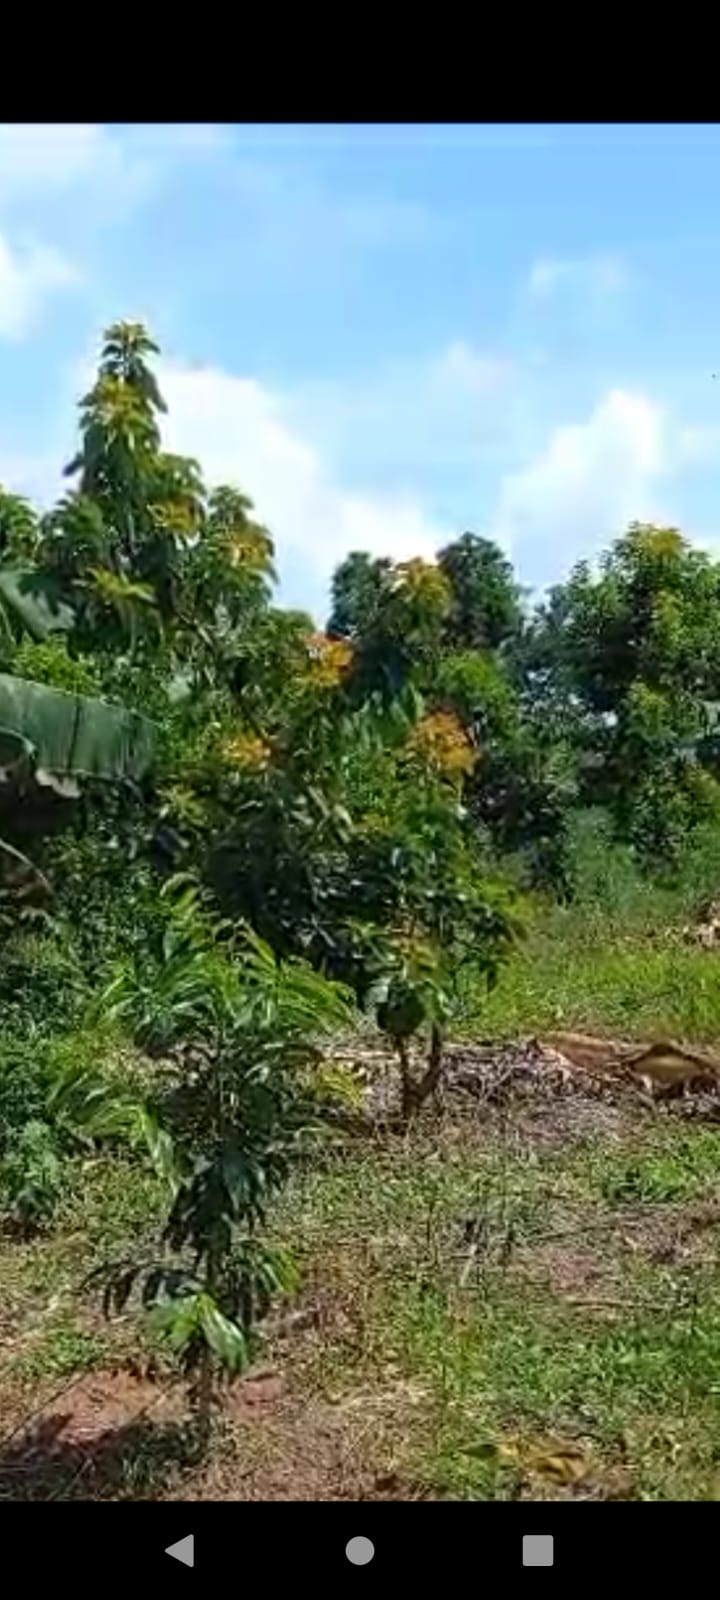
[[95, 879, 353, 1442]]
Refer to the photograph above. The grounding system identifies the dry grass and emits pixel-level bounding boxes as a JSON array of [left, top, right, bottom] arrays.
[[1, 1042, 720, 1501]]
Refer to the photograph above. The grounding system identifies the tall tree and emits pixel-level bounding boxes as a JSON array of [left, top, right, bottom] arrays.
[[528, 524, 720, 858], [328, 551, 392, 639], [438, 532, 524, 653]]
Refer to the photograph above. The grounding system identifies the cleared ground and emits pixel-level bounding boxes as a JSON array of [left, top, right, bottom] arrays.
[[2, 1040, 720, 1502]]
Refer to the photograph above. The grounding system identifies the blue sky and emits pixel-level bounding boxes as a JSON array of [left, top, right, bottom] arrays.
[[2, 122, 720, 619]]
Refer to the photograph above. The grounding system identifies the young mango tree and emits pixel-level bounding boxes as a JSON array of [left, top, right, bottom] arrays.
[[355, 706, 519, 1119], [96, 879, 352, 1443], [195, 640, 519, 1122]]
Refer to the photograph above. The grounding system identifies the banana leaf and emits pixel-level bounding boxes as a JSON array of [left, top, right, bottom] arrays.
[[0, 674, 156, 786], [0, 568, 74, 641]]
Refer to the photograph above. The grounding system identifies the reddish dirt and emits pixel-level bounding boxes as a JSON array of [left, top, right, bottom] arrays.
[[0, 1363, 431, 1502], [0, 1368, 186, 1500], [30, 1369, 183, 1445], [5, 1038, 716, 1502]]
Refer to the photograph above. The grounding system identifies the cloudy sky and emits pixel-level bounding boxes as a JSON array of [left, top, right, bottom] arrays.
[[2, 122, 720, 618]]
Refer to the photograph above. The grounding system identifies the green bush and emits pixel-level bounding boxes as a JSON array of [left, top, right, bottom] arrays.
[[0, 1022, 146, 1233], [0, 1119, 65, 1234], [0, 933, 89, 1032]]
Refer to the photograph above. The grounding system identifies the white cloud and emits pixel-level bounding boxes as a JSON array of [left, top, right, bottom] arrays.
[[158, 360, 447, 601], [0, 125, 238, 345], [528, 252, 628, 300], [430, 340, 513, 396], [0, 125, 109, 198], [0, 124, 227, 230], [0, 447, 64, 505], [127, 124, 230, 155], [283, 338, 519, 494], [7, 334, 720, 613], [491, 388, 689, 584], [0, 125, 153, 221], [674, 420, 720, 467], [0, 233, 79, 339], [208, 159, 432, 296], [7, 336, 510, 594], [0, 123, 228, 193]]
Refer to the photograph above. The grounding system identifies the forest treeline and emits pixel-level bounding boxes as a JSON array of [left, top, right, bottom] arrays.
[[2, 320, 720, 1425]]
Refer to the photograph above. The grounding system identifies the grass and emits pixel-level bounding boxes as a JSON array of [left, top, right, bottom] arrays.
[[2, 1086, 720, 1499], [0, 1158, 164, 1416], [470, 936, 720, 1042], [272, 1113, 720, 1501], [2, 809, 720, 1500], [461, 812, 720, 1042]]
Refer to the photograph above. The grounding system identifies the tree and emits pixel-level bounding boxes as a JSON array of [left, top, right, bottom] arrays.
[[326, 537, 575, 890], [180, 486, 277, 689], [328, 551, 393, 639], [39, 328, 168, 655], [202, 657, 518, 1120], [528, 524, 720, 860], [0, 317, 523, 1433], [340, 557, 453, 702], [99, 880, 352, 1442], [39, 323, 202, 656], [0, 670, 157, 918], [438, 531, 525, 654], [533, 525, 720, 706], [0, 487, 71, 647], [0, 487, 39, 564]]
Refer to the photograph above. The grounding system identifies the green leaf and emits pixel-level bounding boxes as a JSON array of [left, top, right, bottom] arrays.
[[151, 1292, 205, 1353], [0, 673, 156, 782], [136, 1107, 181, 1192], [198, 1295, 249, 1372], [0, 567, 74, 640]]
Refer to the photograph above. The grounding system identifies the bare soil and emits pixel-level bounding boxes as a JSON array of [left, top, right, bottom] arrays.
[[3, 1034, 720, 1502]]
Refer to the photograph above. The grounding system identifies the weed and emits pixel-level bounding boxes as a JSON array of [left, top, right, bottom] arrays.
[[269, 1114, 720, 1501]]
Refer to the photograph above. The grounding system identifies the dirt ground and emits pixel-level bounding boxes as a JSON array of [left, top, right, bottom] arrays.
[[0, 1362, 440, 1501], [2, 1035, 720, 1502]]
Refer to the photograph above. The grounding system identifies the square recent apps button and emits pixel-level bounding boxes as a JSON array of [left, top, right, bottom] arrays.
[[523, 1534, 554, 1567]]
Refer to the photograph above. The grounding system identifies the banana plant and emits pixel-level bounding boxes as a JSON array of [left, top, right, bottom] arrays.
[[0, 673, 156, 795], [0, 485, 74, 644], [0, 567, 74, 644], [0, 673, 157, 907]]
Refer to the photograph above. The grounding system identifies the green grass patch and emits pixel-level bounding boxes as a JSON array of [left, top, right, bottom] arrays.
[[2, 1098, 720, 1499], [458, 811, 720, 1044], [467, 937, 720, 1042], [0, 1157, 164, 1416], [273, 1116, 720, 1501]]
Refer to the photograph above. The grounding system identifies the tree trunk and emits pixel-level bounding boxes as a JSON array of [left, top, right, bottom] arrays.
[[193, 1240, 220, 1455], [191, 1347, 214, 1457], [417, 1024, 445, 1110], [398, 1037, 417, 1122], [398, 1026, 445, 1123]]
